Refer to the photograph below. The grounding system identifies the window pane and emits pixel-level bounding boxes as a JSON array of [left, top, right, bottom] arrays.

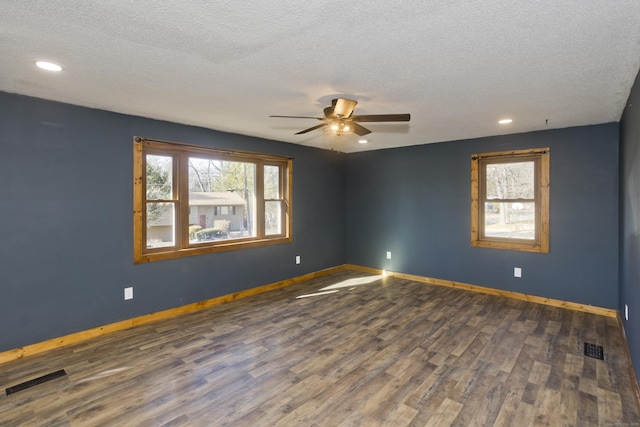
[[264, 165, 280, 199], [146, 155, 173, 200], [484, 202, 535, 239], [265, 200, 282, 235], [188, 157, 256, 241], [146, 202, 175, 248], [485, 161, 534, 200]]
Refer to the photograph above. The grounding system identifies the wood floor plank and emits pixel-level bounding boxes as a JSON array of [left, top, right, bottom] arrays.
[[598, 387, 624, 426], [531, 387, 562, 426], [0, 269, 637, 426], [424, 397, 463, 427], [577, 389, 599, 426], [558, 374, 580, 426], [493, 389, 524, 427]]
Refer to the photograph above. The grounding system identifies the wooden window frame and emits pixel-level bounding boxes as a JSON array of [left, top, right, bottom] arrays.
[[471, 147, 549, 253], [134, 137, 292, 264]]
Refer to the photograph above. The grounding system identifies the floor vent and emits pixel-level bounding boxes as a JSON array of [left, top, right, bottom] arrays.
[[584, 343, 604, 360], [5, 369, 67, 396]]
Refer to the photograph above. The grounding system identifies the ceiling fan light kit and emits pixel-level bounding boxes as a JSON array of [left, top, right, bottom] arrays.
[[271, 98, 410, 138], [323, 120, 354, 136]]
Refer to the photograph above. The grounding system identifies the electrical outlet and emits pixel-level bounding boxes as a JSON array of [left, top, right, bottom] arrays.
[[387, 251, 392, 260], [514, 267, 522, 278], [296, 255, 301, 265], [625, 304, 629, 321], [124, 287, 133, 300]]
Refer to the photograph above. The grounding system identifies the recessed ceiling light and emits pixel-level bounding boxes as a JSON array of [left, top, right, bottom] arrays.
[[358, 139, 368, 144], [498, 119, 513, 124], [35, 61, 63, 72]]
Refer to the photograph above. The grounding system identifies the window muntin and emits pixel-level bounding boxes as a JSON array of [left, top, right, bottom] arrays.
[[471, 148, 549, 253], [134, 138, 292, 263]]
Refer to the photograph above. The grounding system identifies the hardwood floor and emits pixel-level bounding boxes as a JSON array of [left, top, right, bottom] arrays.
[[1, 269, 638, 426]]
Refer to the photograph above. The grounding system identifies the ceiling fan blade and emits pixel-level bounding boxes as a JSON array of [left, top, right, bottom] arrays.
[[351, 114, 411, 122], [270, 115, 324, 120], [295, 123, 327, 135], [353, 122, 372, 136], [333, 98, 358, 118]]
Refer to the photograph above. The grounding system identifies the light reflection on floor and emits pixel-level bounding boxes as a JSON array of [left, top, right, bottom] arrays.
[[295, 290, 340, 299], [296, 275, 383, 299], [76, 366, 132, 383]]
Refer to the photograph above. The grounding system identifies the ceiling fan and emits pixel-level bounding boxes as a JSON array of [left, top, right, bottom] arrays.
[[270, 98, 410, 136]]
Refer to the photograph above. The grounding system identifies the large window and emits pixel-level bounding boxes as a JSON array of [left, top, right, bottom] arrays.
[[134, 137, 292, 263], [471, 147, 549, 253]]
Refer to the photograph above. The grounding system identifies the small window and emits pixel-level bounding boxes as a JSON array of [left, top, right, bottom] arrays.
[[471, 148, 549, 253], [134, 137, 292, 263]]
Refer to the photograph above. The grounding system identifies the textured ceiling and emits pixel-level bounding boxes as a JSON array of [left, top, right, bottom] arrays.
[[2, 1, 640, 153]]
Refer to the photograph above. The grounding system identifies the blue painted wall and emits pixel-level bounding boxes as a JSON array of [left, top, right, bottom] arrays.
[[346, 124, 620, 308], [620, 68, 640, 382], [0, 92, 346, 352]]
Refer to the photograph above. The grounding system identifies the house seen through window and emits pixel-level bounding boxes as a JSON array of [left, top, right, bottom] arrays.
[[134, 138, 292, 263]]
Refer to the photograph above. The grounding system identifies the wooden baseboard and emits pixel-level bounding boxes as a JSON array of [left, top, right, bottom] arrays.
[[0, 263, 618, 366], [617, 313, 640, 412], [346, 264, 618, 318], [0, 265, 348, 365]]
